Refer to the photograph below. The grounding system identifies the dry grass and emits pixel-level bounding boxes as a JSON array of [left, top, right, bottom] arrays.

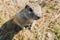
[[0, 0, 60, 40]]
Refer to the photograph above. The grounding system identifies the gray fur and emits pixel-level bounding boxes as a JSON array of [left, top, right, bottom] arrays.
[[13, 5, 40, 29]]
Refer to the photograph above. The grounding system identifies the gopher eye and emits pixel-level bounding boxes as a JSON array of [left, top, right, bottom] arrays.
[[29, 8, 33, 12]]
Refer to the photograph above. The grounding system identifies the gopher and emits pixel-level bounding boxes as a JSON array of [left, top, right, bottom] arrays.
[[13, 5, 40, 29]]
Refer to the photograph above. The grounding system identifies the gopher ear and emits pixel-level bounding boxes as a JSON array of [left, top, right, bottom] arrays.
[[25, 5, 33, 12], [25, 5, 30, 8]]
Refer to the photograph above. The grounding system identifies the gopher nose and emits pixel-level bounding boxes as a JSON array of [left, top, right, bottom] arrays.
[[35, 16, 40, 20], [37, 17, 40, 19]]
